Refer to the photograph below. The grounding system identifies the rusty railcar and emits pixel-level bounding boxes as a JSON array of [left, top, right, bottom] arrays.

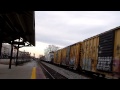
[[57, 49, 62, 65], [61, 47, 67, 66], [96, 26, 120, 79], [53, 51, 57, 64], [81, 26, 120, 79], [81, 35, 99, 73], [69, 42, 82, 70]]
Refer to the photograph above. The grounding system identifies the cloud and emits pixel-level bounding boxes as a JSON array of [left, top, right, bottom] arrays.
[[28, 11, 120, 57], [35, 11, 120, 46]]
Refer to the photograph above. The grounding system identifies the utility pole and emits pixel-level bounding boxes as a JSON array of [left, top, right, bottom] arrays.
[[34, 53, 35, 60]]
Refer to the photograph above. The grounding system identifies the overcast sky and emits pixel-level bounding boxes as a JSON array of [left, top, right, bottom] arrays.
[[20, 11, 120, 57]]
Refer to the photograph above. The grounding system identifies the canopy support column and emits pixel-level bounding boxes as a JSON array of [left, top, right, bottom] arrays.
[[9, 41, 13, 69]]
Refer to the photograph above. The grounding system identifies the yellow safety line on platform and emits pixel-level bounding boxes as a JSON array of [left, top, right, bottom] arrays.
[[31, 67, 36, 79]]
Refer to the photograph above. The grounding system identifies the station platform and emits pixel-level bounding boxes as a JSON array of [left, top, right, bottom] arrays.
[[0, 60, 46, 79]]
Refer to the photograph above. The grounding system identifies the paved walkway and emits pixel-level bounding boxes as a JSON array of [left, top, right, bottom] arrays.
[[0, 60, 46, 79]]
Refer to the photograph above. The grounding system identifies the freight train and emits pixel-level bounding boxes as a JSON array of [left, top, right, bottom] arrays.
[[43, 26, 120, 79]]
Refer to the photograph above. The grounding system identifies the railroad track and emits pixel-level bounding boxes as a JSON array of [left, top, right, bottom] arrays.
[[38, 61, 68, 79], [40, 61, 106, 79]]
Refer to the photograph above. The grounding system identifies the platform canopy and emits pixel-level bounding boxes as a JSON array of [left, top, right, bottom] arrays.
[[0, 11, 35, 46]]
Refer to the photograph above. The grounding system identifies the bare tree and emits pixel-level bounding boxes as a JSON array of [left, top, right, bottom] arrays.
[[44, 45, 59, 55]]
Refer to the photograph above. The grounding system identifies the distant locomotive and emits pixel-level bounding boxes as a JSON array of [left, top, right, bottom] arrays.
[[44, 51, 54, 63]]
